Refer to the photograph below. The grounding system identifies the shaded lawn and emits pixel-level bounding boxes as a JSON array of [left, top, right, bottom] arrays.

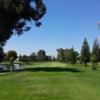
[[0, 62, 100, 100]]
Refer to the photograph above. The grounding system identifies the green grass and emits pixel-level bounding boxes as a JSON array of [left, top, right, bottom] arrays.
[[0, 62, 100, 100]]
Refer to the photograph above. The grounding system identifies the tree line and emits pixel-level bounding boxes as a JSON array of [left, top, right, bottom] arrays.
[[57, 38, 100, 70], [0, 38, 100, 70], [0, 49, 55, 64], [19, 50, 56, 63]]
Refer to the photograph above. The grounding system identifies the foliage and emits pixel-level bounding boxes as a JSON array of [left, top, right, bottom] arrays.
[[57, 48, 65, 62], [92, 38, 100, 63], [64, 48, 78, 64], [46, 56, 53, 61], [37, 50, 46, 61], [0, 0, 46, 46], [80, 38, 90, 66], [91, 54, 97, 70], [0, 46, 4, 62], [57, 48, 78, 64], [69, 48, 78, 64], [29, 52, 37, 62], [19, 55, 30, 64], [19, 51, 54, 63], [91, 38, 100, 70], [4, 50, 17, 72], [5, 50, 17, 62]]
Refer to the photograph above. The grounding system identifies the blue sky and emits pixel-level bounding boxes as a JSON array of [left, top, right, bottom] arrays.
[[4, 0, 100, 56]]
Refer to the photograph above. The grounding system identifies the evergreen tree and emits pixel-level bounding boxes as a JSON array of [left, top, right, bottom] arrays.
[[92, 38, 100, 70], [81, 38, 90, 66]]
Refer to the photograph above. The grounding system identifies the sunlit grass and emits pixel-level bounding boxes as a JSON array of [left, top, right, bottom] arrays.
[[0, 62, 100, 100]]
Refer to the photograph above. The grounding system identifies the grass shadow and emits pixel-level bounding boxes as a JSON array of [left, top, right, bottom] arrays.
[[16, 67, 81, 73]]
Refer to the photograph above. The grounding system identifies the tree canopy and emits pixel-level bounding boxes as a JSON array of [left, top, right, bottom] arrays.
[[0, 0, 46, 46], [57, 48, 65, 62], [57, 48, 78, 64], [37, 50, 46, 61], [5, 50, 17, 62]]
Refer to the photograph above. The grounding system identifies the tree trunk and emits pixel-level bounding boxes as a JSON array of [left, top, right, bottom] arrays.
[[92, 63, 96, 70], [84, 62, 87, 67], [10, 61, 13, 72]]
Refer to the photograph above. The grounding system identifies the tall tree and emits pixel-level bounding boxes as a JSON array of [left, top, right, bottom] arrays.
[[0, 0, 46, 46], [37, 50, 46, 61], [91, 38, 100, 70], [81, 38, 90, 66]]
